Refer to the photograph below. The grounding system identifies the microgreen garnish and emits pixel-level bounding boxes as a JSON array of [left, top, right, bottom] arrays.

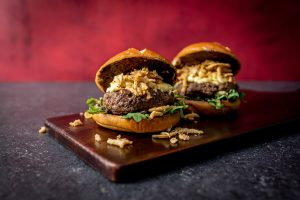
[[122, 112, 149, 122], [86, 97, 105, 114], [207, 89, 245, 109]]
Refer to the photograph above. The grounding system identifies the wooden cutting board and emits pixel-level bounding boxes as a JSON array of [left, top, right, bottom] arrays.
[[45, 90, 300, 182]]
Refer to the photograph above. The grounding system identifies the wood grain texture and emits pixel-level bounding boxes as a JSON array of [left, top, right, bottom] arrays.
[[45, 90, 300, 181]]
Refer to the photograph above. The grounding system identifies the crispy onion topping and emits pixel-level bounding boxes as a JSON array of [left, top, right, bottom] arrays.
[[176, 60, 236, 95], [107, 68, 173, 99]]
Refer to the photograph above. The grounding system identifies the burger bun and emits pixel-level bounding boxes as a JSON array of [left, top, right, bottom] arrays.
[[184, 99, 241, 116], [92, 112, 180, 133]]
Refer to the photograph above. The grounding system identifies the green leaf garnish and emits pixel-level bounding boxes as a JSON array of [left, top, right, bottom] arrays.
[[227, 89, 240, 101], [174, 94, 186, 99], [86, 97, 105, 114], [207, 89, 245, 109], [122, 112, 149, 122], [122, 100, 188, 122], [165, 100, 188, 118], [208, 99, 224, 109]]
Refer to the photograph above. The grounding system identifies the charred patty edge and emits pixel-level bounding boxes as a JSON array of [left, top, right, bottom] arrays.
[[176, 82, 239, 98], [103, 89, 175, 115]]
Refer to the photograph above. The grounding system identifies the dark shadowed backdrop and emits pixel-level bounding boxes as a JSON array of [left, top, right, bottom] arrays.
[[1, 0, 300, 81]]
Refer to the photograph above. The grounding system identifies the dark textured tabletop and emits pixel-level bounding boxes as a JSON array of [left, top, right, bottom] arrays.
[[1, 82, 300, 200]]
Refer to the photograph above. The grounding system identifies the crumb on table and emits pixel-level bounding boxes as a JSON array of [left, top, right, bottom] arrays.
[[39, 126, 47, 134]]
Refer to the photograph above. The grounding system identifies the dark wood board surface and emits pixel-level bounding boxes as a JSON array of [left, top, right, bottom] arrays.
[[45, 90, 300, 182]]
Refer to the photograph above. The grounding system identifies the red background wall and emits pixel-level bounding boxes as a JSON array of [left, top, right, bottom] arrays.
[[1, 0, 300, 81]]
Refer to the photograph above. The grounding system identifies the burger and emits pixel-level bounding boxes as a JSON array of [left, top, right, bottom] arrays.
[[172, 42, 244, 115], [85, 48, 186, 133]]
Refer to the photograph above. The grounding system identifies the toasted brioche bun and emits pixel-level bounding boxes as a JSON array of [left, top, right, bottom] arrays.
[[92, 112, 180, 133], [172, 42, 240, 74], [184, 99, 241, 116], [95, 48, 176, 92]]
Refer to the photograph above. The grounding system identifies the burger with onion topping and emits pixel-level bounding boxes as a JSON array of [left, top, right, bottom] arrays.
[[85, 48, 186, 133], [172, 42, 244, 116]]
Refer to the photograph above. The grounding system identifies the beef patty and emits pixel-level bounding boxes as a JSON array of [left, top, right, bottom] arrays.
[[103, 89, 175, 115], [177, 82, 238, 98]]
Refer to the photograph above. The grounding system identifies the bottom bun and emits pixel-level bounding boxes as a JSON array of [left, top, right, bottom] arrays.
[[92, 112, 180, 133], [184, 99, 241, 116]]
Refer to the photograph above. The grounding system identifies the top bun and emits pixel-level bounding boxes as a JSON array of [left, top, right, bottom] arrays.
[[95, 48, 176, 92], [172, 42, 240, 74]]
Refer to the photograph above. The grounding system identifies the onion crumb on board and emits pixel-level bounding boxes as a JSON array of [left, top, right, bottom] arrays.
[[69, 119, 83, 127], [107, 135, 133, 148], [95, 134, 101, 142], [152, 127, 204, 145], [178, 133, 190, 141], [170, 137, 178, 144]]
